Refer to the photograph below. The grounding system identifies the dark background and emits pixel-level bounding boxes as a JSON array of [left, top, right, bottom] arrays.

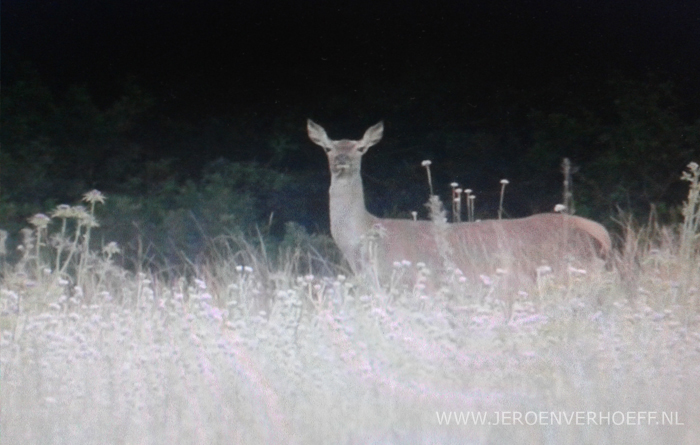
[[3, 0, 700, 264], [5, 0, 700, 110]]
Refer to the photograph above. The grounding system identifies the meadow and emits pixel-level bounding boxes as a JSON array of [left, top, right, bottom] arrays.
[[2, 163, 699, 444]]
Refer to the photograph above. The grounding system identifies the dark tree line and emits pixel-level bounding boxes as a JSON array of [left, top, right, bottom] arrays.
[[2, 70, 699, 265]]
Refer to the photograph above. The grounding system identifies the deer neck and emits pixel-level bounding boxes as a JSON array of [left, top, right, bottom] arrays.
[[328, 174, 375, 250]]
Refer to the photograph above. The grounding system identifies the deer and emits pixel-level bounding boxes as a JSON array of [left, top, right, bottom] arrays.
[[307, 119, 612, 289]]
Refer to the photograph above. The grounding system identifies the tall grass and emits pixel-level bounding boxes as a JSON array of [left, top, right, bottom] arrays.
[[2, 164, 700, 444]]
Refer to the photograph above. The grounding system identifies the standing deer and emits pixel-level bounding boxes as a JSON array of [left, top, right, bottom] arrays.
[[307, 119, 611, 287]]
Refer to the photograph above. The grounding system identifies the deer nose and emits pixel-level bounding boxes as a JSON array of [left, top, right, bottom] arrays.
[[333, 154, 351, 169]]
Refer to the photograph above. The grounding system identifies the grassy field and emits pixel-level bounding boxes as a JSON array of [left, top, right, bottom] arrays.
[[2, 164, 699, 444]]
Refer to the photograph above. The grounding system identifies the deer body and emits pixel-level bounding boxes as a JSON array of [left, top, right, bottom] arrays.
[[308, 119, 611, 285]]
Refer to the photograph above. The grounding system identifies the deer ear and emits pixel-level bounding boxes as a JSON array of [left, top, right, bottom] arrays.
[[307, 119, 332, 150], [359, 121, 384, 152]]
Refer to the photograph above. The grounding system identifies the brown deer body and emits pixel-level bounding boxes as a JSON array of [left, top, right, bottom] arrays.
[[308, 119, 611, 286]]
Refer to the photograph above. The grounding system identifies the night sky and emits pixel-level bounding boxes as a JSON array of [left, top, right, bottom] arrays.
[[5, 0, 700, 121]]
